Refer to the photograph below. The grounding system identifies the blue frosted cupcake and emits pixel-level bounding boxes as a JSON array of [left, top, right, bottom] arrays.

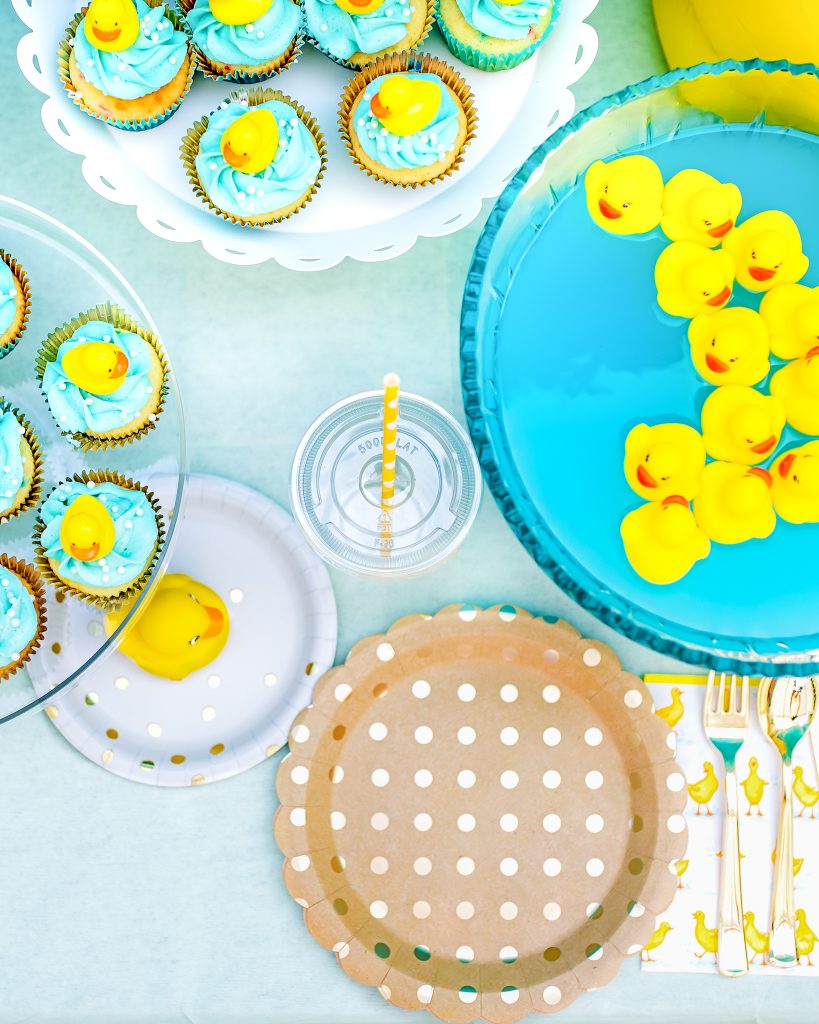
[[340, 54, 476, 187], [436, 0, 559, 71], [36, 304, 168, 451], [35, 472, 164, 608], [180, 0, 302, 80], [304, 0, 433, 69], [181, 88, 326, 225], [0, 251, 31, 359], [59, 0, 194, 130], [0, 403, 43, 523], [0, 556, 47, 682]]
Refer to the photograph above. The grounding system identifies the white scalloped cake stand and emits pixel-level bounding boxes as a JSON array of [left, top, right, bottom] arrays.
[[13, 0, 598, 270]]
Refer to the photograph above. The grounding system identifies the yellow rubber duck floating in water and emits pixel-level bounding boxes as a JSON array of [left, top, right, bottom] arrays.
[[655, 241, 735, 317], [770, 345, 819, 436], [624, 422, 706, 501], [661, 169, 742, 247], [105, 573, 229, 681], [700, 385, 785, 465], [688, 761, 719, 815], [60, 495, 116, 562], [693, 462, 775, 545], [209, 0, 274, 25], [771, 441, 819, 524], [741, 756, 767, 816], [621, 495, 710, 585], [62, 341, 129, 396], [688, 307, 770, 387], [723, 211, 809, 293], [584, 155, 664, 235], [369, 75, 441, 136], [83, 0, 140, 51], [221, 109, 279, 175], [759, 282, 819, 360]]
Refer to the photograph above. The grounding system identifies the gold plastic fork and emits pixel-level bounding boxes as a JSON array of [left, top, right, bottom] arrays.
[[703, 671, 750, 977]]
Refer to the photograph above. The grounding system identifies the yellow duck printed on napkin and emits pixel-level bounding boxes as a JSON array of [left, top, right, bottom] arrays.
[[641, 675, 819, 976]]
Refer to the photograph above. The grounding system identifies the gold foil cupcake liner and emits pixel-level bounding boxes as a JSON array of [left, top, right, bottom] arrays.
[[0, 249, 32, 358], [0, 555, 48, 683], [338, 53, 478, 188], [180, 87, 327, 227], [307, 0, 435, 71], [58, 3, 195, 132], [35, 302, 170, 452], [0, 400, 44, 524], [176, 0, 304, 81], [33, 470, 166, 612]]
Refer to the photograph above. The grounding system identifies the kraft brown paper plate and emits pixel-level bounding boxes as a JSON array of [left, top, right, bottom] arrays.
[[274, 605, 688, 1022]]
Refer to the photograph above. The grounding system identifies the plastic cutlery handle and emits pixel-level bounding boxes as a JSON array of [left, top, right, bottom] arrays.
[[770, 763, 797, 967], [718, 767, 748, 976]]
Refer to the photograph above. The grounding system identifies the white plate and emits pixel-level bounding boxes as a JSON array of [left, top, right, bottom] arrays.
[[35, 474, 338, 786], [13, 0, 598, 270]]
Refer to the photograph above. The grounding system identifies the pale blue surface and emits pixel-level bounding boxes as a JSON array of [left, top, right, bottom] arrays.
[[1, 3, 815, 1021]]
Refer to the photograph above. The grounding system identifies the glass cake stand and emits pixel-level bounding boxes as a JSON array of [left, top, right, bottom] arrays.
[[0, 195, 185, 726], [461, 60, 819, 677]]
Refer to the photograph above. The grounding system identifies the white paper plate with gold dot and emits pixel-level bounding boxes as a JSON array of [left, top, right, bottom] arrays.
[[275, 604, 687, 1023], [34, 474, 337, 786]]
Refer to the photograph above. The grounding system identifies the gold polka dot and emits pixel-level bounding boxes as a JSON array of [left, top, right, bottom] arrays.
[[332, 725, 346, 740], [106, 728, 119, 740], [55, 592, 65, 604], [45, 705, 58, 720], [101, 749, 113, 764], [210, 743, 225, 756], [85, 692, 99, 706], [265, 744, 280, 758], [372, 683, 388, 698], [191, 774, 206, 786], [51, 642, 61, 654], [170, 754, 186, 765]]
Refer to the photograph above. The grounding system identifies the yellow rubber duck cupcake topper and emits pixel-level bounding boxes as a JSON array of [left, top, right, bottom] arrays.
[[584, 155, 664, 235], [723, 211, 809, 292], [209, 0, 274, 24], [335, 0, 384, 15], [62, 341, 129, 396], [220, 109, 279, 175], [59, 495, 116, 562], [661, 169, 742, 247], [370, 75, 441, 137], [83, 0, 140, 52]]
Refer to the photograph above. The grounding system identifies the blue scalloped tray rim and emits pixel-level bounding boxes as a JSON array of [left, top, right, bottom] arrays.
[[461, 58, 819, 676]]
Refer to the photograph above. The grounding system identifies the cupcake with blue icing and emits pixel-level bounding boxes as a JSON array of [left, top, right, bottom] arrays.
[[59, 0, 194, 130], [36, 304, 168, 451], [181, 88, 326, 225], [0, 403, 43, 524], [180, 0, 302, 81], [304, 0, 433, 69], [340, 54, 476, 187], [0, 556, 47, 682], [0, 251, 31, 359], [436, 0, 559, 71], [35, 472, 164, 608]]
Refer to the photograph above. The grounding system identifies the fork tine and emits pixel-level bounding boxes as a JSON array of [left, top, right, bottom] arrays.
[[729, 674, 737, 714], [741, 676, 750, 717], [718, 672, 727, 715], [705, 669, 716, 721]]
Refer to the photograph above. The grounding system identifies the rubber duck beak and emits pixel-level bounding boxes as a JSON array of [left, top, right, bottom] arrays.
[[370, 93, 390, 120], [598, 197, 622, 220], [748, 265, 775, 282], [113, 349, 129, 379], [750, 435, 776, 455], [806, 345, 819, 360], [636, 464, 658, 488], [707, 220, 733, 239], [779, 453, 796, 478], [706, 286, 731, 307], [202, 605, 224, 640], [222, 141, 250, 169], [748, 467, 773, 487], [705, 353, 728, 373], [70, 541, 100, 561], [662, 494, 688, 507], [92, 25, 121, 43]]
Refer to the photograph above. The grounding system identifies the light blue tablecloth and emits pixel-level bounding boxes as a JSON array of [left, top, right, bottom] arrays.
[[0, 3, 814, 1021]]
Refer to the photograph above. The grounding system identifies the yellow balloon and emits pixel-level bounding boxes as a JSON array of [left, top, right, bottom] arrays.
[[335, 0, 384, 15], [83, 0, 140, 53], [208, 0, 274, 25], [220, 109, 279, 175], [370, 75, 441, 137], [62, 341, 130, 396], [59, 495, 116, 563]]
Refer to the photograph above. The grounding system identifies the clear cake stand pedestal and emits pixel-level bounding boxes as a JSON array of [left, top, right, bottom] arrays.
[[0, 195, 185, 726]]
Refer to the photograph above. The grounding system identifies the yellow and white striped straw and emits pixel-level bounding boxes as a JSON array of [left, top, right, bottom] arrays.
[[380, 373, 400, 555]]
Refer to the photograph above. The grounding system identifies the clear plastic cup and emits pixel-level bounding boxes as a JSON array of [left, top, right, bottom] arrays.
[[291, 391, 481, 578]]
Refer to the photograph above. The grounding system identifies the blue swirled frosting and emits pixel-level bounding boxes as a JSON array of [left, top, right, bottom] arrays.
[[73, 0, 189, 100], [304, 0, 412, 61], [355, 74, 460, 170], [0, 260, 19, 339], [186, 0, 300, 66], [40, 481, 159, 589], [0, 410, 27, 513], [195, 99, 321, 217], [454, 0, 552, 40], [42, 321, 158, 436], [0, 565, 38, 666]]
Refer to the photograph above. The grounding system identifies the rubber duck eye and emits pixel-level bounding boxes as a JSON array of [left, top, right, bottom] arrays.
[[189, 635, 201, 647], [729, 357, 737, 362], [751, 251, 757, 260], [702, 291, 711, 297], [774, 263, 783, 269], [710, 339, 716, 347], [622, 202, 631, 209], [661, 475, 670, 481], [189, 593, 200, 603], [704, 220, 711, 226], [603, 186, 608, 194], [644, 454, 650, 463]]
